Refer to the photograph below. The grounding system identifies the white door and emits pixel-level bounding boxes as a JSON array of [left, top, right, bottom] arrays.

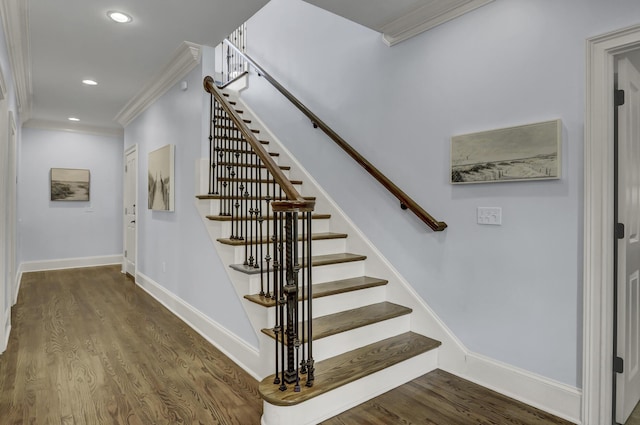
[[616, 56, 640, 424], [123, 147, 137, 277]]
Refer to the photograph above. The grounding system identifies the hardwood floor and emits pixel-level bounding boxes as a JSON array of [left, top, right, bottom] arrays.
[[0, 265, 575, 425], [321, 369, 575, 425], [0, 265, 262, 424]]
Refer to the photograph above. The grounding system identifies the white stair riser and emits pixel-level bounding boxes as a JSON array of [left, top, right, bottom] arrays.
[[209, 166, 289, 181], [212, 181, 302, 196], [259, 315, 413, 369], [262, 285, 387, 327], [212, 217, 331, 237], [220, 238, 346, 264], [260, 348, 439, 425], [311, 314, 411, 362], [205, 197, 303, 216], [244, 260, 366, 294]]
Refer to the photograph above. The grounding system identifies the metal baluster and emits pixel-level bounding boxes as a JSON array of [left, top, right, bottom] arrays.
[[213, 99, 223, 198], [248, 146, 255, 267], [222, 107, 232, 217], [208, 94, 214, 195], [305, 210, 314, 387], [300, 212, 307, 375], [232, 126, 240, 240], [277, 213, 287, 391], [272, 207, 280, 385], [283, 212, 297, 385]]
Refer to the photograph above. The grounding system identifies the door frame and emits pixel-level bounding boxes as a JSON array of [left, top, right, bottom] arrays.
[[585, 23, 640, 425], [123, 144, 138, 279], [8, 110, 16, 306]]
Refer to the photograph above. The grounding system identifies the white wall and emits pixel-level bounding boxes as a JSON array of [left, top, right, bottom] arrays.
[[123, 54, 258, 348], [18, 128, 123, 262], [242, 0, 640, 388]]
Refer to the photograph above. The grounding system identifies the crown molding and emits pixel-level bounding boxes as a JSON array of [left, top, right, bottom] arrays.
[[115, 41, 202, 127], [381, 0, 494, 46], [0, 0, 32, 120], [24, 118, 124, 138]]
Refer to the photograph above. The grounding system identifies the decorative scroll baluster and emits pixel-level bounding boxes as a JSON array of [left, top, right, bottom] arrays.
[[204, 75, 315, 395]]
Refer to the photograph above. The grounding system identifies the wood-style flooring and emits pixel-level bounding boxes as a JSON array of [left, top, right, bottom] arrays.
[[0, 265, 575, 424], [0, 265, 262, 424]]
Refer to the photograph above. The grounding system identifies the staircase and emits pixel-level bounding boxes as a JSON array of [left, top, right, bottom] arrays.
[[195, 84, 444, 425]]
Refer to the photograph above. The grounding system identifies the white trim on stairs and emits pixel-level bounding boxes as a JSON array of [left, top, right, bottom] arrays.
[[135, 271, 262, 380]]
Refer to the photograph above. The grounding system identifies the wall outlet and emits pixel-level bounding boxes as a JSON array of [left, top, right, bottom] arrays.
[[477, 207, 502, 225]]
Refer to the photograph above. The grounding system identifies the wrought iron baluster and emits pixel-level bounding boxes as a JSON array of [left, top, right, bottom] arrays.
[[305, 210, 314, 387]]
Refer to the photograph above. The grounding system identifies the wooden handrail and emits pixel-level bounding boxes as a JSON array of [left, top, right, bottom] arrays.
[[222, 40, 446, 231], [203, 76, 314, 213]]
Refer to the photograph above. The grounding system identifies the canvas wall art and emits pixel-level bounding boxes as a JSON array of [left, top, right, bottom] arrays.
[[50, 168, 90, 201], [451, 119, 561, 184], [148, 144, 175, 211]]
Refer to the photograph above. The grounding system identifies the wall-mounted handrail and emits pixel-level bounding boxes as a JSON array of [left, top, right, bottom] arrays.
[[203, 76, 314, 213], [222, 39, 446, 231]]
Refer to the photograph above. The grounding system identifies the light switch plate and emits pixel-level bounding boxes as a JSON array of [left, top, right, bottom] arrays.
[[477, 207, 502, 225]]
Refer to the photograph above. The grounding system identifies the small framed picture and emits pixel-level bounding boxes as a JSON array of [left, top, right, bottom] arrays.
[[148, 144, 175, 211], [50, 168, 90, 201]]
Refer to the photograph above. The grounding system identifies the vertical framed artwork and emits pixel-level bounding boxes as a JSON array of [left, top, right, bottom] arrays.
[[50, 168, 90, 201], [451, 119, 562, 184], [148, 144, 175, 211]]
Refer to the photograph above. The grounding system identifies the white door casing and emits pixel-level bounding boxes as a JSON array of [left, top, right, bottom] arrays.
[[616, 56, 640, 424], [123, 146, 137, 277], [8, 111, 16, 306], [0, 67, 7, 353], [585, 24, 640, 425]]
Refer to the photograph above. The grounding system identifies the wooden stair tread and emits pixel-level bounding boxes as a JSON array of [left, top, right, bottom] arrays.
[[197, 193, 309, 200], [212, 137, 269, 144], [229, 252, 366, 275], [217, 231, 346, 246], [207, 213, 331, 222], [261, 302, 411, 343], [245, 276, 387, 307], [217, 177, 303, 185], [217, 148, 279, 156], [259, 332, 441, 406], [214, 162, 286, 169]]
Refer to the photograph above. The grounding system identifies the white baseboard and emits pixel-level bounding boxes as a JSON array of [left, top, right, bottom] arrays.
[[19, 254, 123, 273], [135, 271, 261, 380], [450, 352, 581, 424]]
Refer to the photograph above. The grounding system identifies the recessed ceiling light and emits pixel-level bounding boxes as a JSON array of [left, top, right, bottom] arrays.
[[82, 79, 98, 86], [107, 11, 132, 23], [68, 117, 80, 122]]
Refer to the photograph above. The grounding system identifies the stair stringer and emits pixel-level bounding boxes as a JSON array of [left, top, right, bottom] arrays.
[[232, 93, 469, 371]]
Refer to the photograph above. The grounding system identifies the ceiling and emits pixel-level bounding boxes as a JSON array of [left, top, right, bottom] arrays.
[[302, 0, 493, 46], [7, 0, 269, 135], [4, 0, 496, 136]]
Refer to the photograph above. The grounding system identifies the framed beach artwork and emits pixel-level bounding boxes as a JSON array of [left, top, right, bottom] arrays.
[[450, 119, 561, 184], [148, 144, 175, 211], [50, 168, 90, 201]]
